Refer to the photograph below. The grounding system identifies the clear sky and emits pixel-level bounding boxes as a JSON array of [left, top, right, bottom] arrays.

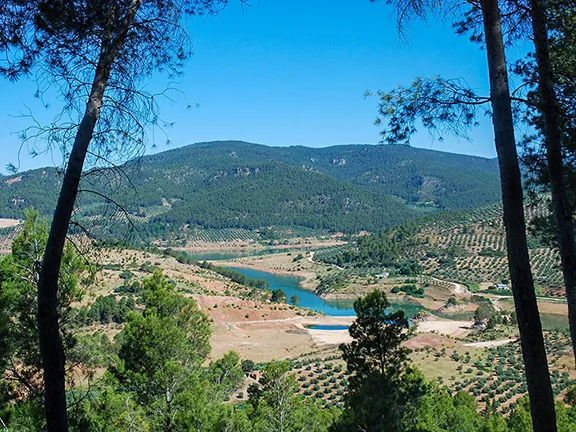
[[0, 0, 528, 174]]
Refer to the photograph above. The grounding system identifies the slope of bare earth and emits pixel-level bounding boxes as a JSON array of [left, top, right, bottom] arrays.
[[90, 248, 358, 362], [210, 321, 314, 362], [0, 218, 19, 228]]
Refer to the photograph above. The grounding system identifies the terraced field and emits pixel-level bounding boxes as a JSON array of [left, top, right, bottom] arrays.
[[183, 228, 260, 243], [417, 205, 563, 289], [316, 200, 564, 292], [267, 329, 576, 413]]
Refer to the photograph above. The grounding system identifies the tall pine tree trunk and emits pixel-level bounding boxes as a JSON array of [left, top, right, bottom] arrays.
[[529, 0, 576, 364], [37, 3, 142, 430], [38, 62, 110, 432], [480, 0, 556, 430]]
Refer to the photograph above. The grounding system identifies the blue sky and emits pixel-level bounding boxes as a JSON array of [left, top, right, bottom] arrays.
[[0, 0, 528, 174]]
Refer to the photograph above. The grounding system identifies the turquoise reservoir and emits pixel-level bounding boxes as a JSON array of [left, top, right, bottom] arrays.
[[228, 266, 424, 318]]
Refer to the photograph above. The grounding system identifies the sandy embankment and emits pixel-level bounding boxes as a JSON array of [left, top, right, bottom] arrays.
[[464, 338, 517, 348], [306, 330, 352, 345], [296, 315, 356, 346], [298, 315, 477, 347], [0, 218, 20, 228], [417, 319, 473, 338], [291, 317, 476, 347], [290, 316, 355, 348]]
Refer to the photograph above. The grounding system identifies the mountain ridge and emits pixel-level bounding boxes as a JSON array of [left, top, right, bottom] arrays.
[[0, 141, 502, 236]]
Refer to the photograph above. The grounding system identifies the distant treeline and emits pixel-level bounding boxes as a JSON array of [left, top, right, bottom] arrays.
[[316, 222, 423, 276], [162, 248, 269, 290]]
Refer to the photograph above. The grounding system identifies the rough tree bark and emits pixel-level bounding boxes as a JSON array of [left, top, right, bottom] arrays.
[[480, 0, 557, 430], [529, 0, 576, 364], [37, 2, 142, 430]]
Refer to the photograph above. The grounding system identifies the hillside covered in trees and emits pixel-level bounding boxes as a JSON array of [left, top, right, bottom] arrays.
[[0, 141, 502, 237], [315, 201, 563, 292]]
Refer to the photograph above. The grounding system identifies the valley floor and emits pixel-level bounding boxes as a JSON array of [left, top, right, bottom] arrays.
[[84, 243, 575, 413]]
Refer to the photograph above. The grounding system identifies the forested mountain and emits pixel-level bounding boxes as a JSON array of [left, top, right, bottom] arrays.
[[0, 168, 62, 218], [0, 141, 501, 235], [138, 141, 501, 209]]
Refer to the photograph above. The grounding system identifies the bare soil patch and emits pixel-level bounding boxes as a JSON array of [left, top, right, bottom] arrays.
[[196, 295, 300, 323], [405, 333, 459, 350], [306, 329, 352, 346], [464, 338, 517, 348], [209, 321, 315, 362], [0, 218, 20, 228], [417, 318, 473, 338], [537, 299, 569, 315]]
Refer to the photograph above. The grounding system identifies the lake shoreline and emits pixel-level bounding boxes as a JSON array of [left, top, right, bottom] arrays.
[[215, 259, 316, 289], [224, 265, 358, 317], [214, 258, 360, 300]]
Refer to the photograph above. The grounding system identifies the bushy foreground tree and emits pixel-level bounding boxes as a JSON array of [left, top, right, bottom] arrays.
[[0, 209, 87, 429], [70, 271, 248, 431], [111, 271, 212, 425], [335, 289, 426, 431]]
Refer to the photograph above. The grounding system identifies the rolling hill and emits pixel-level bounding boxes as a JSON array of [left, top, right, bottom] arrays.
[[314, 201, 563, 292], [0, 141, 502, 237]]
